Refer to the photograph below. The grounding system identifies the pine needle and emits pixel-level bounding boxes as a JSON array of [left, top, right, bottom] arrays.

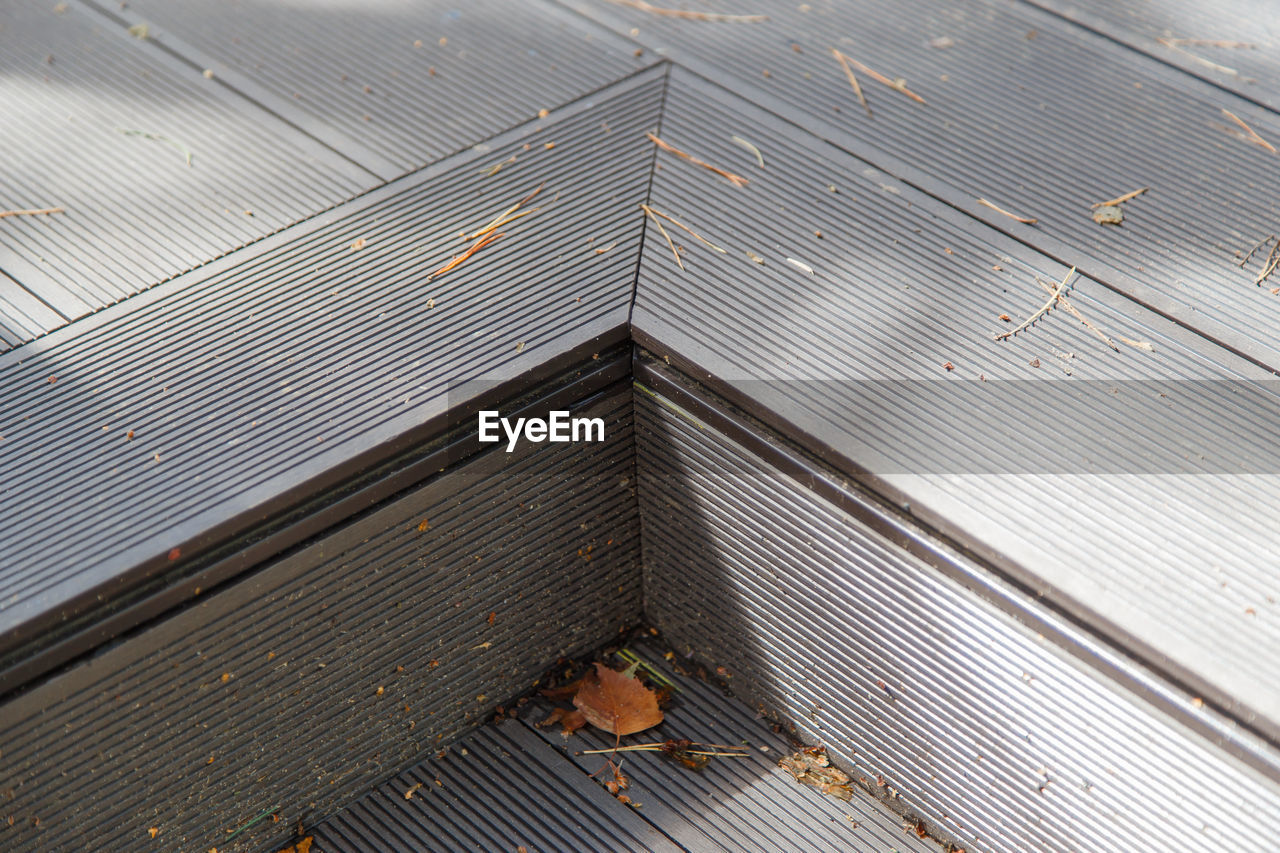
[[995, 266, 1074, 341], [977, 197, 1038, 224], [606, 0, 766, 23], [1158, 38, 1255, 49], [640, 203, 727, 253], [466, 183, 544, 239], [427, 231, 504, 280], [730, 134, 765, 167], [0, 206, 64, 219], [1159, 41, 1241, 76], [1090, 187, 1149, 209], [642, 206, 684, 271], [838, 55, 925, 104], [1221, 109, 1276, 154], [647, 133, 749, 187], [831, 48, 873, 117]]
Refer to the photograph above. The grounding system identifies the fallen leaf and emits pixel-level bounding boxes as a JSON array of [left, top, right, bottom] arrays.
[[274, 838, 312, 853], [560, 709, 588, 736], [539, 676, 586, 700], [149, 827, 158, 838], [573, 662, 663, 736]]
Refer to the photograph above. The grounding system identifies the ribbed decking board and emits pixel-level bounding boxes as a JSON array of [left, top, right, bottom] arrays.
[[0, 67, 663, 664], [557, 0, 1280, 372], [631, 70, 1280, 738], [96, 0, 650, 180], [0, 388, 641, 853], [319, 639, 938, 853], [0, 0, 377, 346], [1025, 0, 1280, 113], [314, 721, 681, 853], [525, 640, 940, 853], [633, 379, 1280, 853]]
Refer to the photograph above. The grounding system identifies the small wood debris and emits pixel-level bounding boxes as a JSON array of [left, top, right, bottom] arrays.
[[831, 48, 873, 117], [1092, 206, 1123, 226], [785, 257, 815, 275], [836, 55, 925, 104], [746, 251, 765, 265], [1090, 187, 1149, 209], [593, 241, 618, 255], [647, 132, 748, 187], [994, 266, 1074, 341], [730, 134, 765, 167], [1221, 109, 1276, 154], [606, 0, 767, 23], [127, 22, 150, 38], [0, 206, 64, 220], [350, 237, 367, 251], [977, 197, 1037, 224], [942, 362, 955, 371], [779, 748, 853, 801], [403, 782, 424, 800]]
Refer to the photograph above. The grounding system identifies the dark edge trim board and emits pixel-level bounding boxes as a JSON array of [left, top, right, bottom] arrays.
[[0, 343, 629, 700], [631, 349, 1280, 781]]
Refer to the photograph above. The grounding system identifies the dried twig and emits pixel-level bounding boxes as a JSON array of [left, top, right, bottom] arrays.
[[1090, 187, 1149, 209], [839, 55, 925, 104], [647, 133, 748, 187], [606, 0, 766, 23], [116, 128, 193, 166], [995, 266, 1074, 341], [1034, 275, 1117, 351], [977, 197, 1038, 224], [639, 203, 727, 253], [0, 207, 64, 219], [1221, 109, 1276, 154], [1237, 233, 1275, 268], [730, 135, 765, 167], [642, 205, 683, 271], [1255, 239, 1280, 285], [831, 49, 873, 117]]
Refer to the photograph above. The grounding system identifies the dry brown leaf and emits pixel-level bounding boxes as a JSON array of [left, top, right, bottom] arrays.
[[274, 838, 312, 853], [560, 709, 588, 736], [573, 663, 664, 736], [538, 676, 585, 700]]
